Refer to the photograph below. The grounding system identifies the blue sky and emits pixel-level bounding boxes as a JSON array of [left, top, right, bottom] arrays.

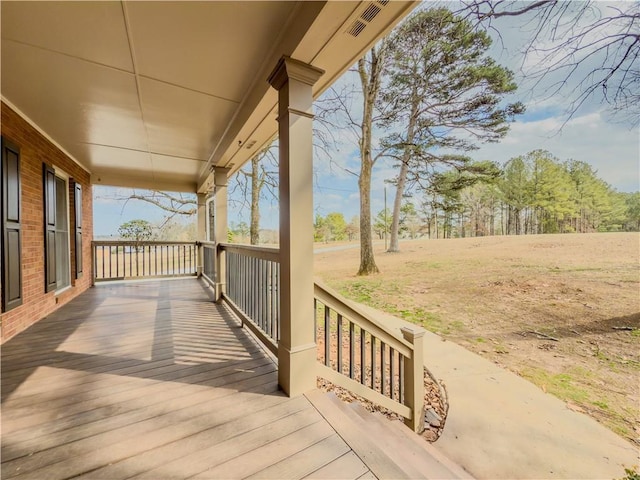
[[93, 2, 639, 236]]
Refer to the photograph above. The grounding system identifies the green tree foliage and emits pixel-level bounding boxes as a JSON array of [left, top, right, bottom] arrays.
[[528, 150, 575, 234], [118, 219, 153, 246], [421, 150, 638, 237], [623, 192, 640, 231], [382, 7, 524, 252], [346, 216, 360, 241], [420, 161, 501, 238], [399, 202, 422, 239], [229, 221, 250, 243], [314, 212, 348, 242], [373, 208, 392, 240], [565, 160, 616, 233]]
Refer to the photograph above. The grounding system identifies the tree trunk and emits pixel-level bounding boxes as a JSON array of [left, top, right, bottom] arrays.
[[388, 94, 419, 253], [250, 156, 261, 245], [358, 158, 378, 274], [357, 47, 386, 275], [388, 160, 408, 252]]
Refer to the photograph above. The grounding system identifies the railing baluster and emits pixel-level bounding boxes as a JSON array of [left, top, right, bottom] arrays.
[[399, 357, 404, 403], [324, 305, 331, 367], [349, 322, 355, 380], [263, 259, 268, 332], [313, 298, 317, 344], [276, 263, 280, 341], [380, 341, 386, 396], [253, 256, 257, 324], [102, 245, 106, 279], [360, 327, 366, 385], [337, 314, 343, 375], [371, 336, 376, 390], [390, 347, 395, 401]]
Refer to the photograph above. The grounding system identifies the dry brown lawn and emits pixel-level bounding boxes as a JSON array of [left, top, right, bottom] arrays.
[[314, 232, 640, 444]]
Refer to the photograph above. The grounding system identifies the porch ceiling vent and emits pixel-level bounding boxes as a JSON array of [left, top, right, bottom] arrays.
[[347, 20, 367, 37], [346, 1, 386, 37]]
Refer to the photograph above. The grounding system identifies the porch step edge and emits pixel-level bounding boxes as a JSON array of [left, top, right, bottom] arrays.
[[305, 390, 412, 480]]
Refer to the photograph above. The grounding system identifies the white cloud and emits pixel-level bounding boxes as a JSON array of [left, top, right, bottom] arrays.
[[471, 110, 639, 192]]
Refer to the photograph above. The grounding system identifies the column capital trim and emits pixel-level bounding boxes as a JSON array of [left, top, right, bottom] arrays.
[[213, 166, 230, 187], [277, 107, 315, 123], [268, 56, 325, 91]]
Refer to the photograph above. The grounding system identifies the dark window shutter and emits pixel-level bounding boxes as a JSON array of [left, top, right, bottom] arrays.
[[73, 181, 83, 278], [43, 163, 57, 293], [1, 137, 23, 311]]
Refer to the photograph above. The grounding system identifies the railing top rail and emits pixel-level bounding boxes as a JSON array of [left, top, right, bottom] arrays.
[[219, 243, 280, 262], [199, 240, 216, 247], [314, 280, 415, 357], [93, 240, 197, 247]]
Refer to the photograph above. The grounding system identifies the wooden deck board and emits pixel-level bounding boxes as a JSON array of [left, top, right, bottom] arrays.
[[134, 401, 327, 480], [188, 419, 337, 480], [304, 451, 371, 479], [1, 278, 400, 479], [245, 434, 351, 480]]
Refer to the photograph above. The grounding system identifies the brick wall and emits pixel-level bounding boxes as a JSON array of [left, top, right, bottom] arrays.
[[1, 102, 93, 342]]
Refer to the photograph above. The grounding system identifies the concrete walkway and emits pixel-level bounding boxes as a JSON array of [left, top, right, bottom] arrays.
[[360, 305, 639, 479]]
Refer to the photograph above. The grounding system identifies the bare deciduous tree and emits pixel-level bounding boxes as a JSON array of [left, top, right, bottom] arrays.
[[229, 143, 278, 244], [460, 0, 640, 125]]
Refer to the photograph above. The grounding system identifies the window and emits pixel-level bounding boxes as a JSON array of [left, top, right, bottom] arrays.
[[74, 182, 83, 279], [43, 164, 73, 293], [207, 197, 215, 241], [55, 175, 70, 290], [1, 137, 22, 311]]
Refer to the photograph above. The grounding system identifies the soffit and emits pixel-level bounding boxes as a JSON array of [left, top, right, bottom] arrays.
[[202, 0, 419, 187], [1, 1, 417, 193]]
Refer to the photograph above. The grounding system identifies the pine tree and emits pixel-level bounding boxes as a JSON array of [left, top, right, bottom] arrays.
[[381, 8, 524, 251]]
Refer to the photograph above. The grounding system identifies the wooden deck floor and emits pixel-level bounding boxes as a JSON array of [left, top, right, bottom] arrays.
[[1, 278, 374, 480]]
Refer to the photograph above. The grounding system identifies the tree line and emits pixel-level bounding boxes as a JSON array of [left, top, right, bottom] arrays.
[[416, 150, 639, 238], [311, 146, 640, 243]]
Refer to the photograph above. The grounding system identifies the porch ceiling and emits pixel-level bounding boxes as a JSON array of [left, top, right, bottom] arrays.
[[1, 1, 416, 193]]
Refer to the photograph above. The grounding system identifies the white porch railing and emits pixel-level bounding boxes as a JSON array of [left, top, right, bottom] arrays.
[[218, 243, 280, 356], [212, 243, 426, 432], [92, 241, 198, 282], [314, 281, 425, 432], [200, 240, 216, 288]]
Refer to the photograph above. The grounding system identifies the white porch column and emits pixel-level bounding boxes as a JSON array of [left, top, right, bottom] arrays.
[[268, 56, 324, 396], [213, 167, 229, 302], [196, 192, 207, 276]]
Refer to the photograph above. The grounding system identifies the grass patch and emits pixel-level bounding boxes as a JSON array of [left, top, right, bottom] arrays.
[[336, 278, 465, 335], [592, 400, 609, 410], [379, 305, 464, 335], [520, 367, 590, 404], [412, 261, 443, 270], [618, 466, 640, 480]]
